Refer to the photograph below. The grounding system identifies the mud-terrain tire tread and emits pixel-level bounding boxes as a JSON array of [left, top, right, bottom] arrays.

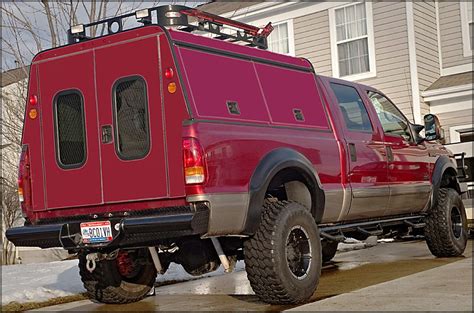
[[424, 188, 468, 257], [244, 200, 321, 304], [322, 240, 338, 263], [78, 252, 156, 304]]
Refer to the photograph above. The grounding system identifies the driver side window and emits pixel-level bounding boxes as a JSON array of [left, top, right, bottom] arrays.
[[367, 91, 412, 141]]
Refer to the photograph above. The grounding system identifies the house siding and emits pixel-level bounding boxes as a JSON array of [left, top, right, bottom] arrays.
[[294, 10, 332, 76], [357, 1, 414, 121], [294, 2, 415, 121], [413, 0, 440, 116], [439, 1, 471, 68], [437, 108, 473, 143]]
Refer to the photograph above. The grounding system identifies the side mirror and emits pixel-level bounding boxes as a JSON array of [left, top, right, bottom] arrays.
[[423, 114, 443, 141], [410, 123, 425, 144]]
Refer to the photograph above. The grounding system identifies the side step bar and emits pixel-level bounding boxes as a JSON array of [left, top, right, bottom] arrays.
[[404, 219, 426, 229], [320, 215, 425, 241], [320, 230, 345, 242]]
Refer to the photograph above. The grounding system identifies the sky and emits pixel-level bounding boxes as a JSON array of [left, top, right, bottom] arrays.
[[1, 1, 207, 71]]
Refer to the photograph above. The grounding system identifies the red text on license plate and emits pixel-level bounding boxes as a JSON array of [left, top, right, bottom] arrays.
[[80, 221, 113, 244]]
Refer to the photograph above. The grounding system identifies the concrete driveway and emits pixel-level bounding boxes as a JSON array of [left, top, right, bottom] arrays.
[[33, 239, 472, 312]]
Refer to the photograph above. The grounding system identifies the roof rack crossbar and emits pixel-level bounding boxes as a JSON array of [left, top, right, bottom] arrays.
[[67, 5, 273, 50]]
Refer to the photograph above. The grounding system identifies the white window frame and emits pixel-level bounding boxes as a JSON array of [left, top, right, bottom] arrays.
[[450, 124, 474, 143], [266, 20, 296, 56], [460, 1, 473, 57], [329, 1, 376, 81]]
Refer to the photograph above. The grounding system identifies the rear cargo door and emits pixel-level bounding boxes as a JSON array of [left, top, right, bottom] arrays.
[[95, 36, 168, 203], [38, 51, 102, 209]]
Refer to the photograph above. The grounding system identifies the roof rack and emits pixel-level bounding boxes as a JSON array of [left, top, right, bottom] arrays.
[[68, 5, 274, 49]]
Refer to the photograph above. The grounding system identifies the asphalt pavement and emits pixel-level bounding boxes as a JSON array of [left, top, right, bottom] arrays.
[[32, 239, 472, 312]]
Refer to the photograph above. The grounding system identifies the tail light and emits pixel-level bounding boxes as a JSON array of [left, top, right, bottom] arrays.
[[183, 138, 206, 184], [18, 145, 32, 214]]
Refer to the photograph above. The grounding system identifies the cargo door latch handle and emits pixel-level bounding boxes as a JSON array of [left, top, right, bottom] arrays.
[[101, 125, 113, 144]]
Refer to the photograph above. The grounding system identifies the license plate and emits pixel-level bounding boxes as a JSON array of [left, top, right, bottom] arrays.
[[80, 221, 113, 244]]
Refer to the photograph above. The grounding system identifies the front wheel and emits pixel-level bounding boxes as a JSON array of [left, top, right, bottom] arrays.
[[424, 188, 468, 257], [79, 248, 157, 304], [244, 200, 322, 304]]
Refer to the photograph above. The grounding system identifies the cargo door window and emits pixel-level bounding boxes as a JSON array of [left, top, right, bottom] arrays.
[[113, 76, 150, 160], [330, 83, 372, 132], [54, 90, 86, 168]]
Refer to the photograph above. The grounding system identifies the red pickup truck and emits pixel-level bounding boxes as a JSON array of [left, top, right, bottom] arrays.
[[7, 5, 468, 305]]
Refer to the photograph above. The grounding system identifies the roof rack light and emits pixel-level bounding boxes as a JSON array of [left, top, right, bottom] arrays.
[[68, 24, 87, 43], [165, 11, 182, 18], [135, 9, 152, 25], [70, 24, 85, 34], [135, 9, 150, 19]]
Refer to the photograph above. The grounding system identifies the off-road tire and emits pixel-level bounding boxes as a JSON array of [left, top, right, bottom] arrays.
[[322, 240, 338, 263], [424, 188, 468, 257], [78, 249, 157, 304], [244, 200, 322, 304]]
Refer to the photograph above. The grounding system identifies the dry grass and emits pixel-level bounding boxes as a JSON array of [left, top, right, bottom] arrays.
[[1, 293, 87, 312]]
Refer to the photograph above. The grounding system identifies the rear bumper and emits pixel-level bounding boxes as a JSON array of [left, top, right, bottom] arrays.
[[6, 205, 209, 250]]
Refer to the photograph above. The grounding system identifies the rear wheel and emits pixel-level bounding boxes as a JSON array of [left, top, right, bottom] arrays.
[[244, 200, 322, 304], [79, 248, 157, 304], [424, 188, 468, 257], [322, 240, 338, 263]]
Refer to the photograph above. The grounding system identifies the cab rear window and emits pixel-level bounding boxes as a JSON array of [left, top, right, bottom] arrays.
[[54, 90, 87, 168], [330, 83, 372, 132], [113, 76, 150, 160]]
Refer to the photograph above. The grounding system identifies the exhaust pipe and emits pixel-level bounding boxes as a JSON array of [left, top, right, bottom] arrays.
[[148, 247, 164, 274]]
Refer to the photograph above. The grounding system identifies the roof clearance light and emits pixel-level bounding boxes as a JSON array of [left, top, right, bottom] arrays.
[[135, 9, 150, 19], [168, 82, 177, 94], [71, 24, 85, 34], [29, 109, 38, 120], [165, 68, 174, 79], [29, 95, 38, 106], [165, 11, 182, 18]]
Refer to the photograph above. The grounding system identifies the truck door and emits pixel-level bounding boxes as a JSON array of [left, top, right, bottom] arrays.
[[328, 82, 390, 220], [95, 36, 168, 203], [38, 51, 102, 209], [365, 91, 432, 215]]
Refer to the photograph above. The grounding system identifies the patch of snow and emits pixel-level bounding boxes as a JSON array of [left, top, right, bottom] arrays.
[[337, 236, 379, 252], [343, 237, 362, 244], [337, 242, 367, 252], [1, 259, 82, 305], [378, 238, 395, 243], [1, 258, 245, 306], [156, 260, 246, 285]]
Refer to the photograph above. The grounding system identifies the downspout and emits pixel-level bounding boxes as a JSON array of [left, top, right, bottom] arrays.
[[406, 1, 422, 125]]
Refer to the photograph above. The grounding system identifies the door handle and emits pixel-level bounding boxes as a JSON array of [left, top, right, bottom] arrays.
[[385, 146, 394, 162], [348, 143, 357, 162], [362, 140, 384, 145], [101, 125, 113, 144]]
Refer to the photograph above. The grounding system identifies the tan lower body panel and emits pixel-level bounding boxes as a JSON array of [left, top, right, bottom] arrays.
[[187, 193, 250, 236]]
